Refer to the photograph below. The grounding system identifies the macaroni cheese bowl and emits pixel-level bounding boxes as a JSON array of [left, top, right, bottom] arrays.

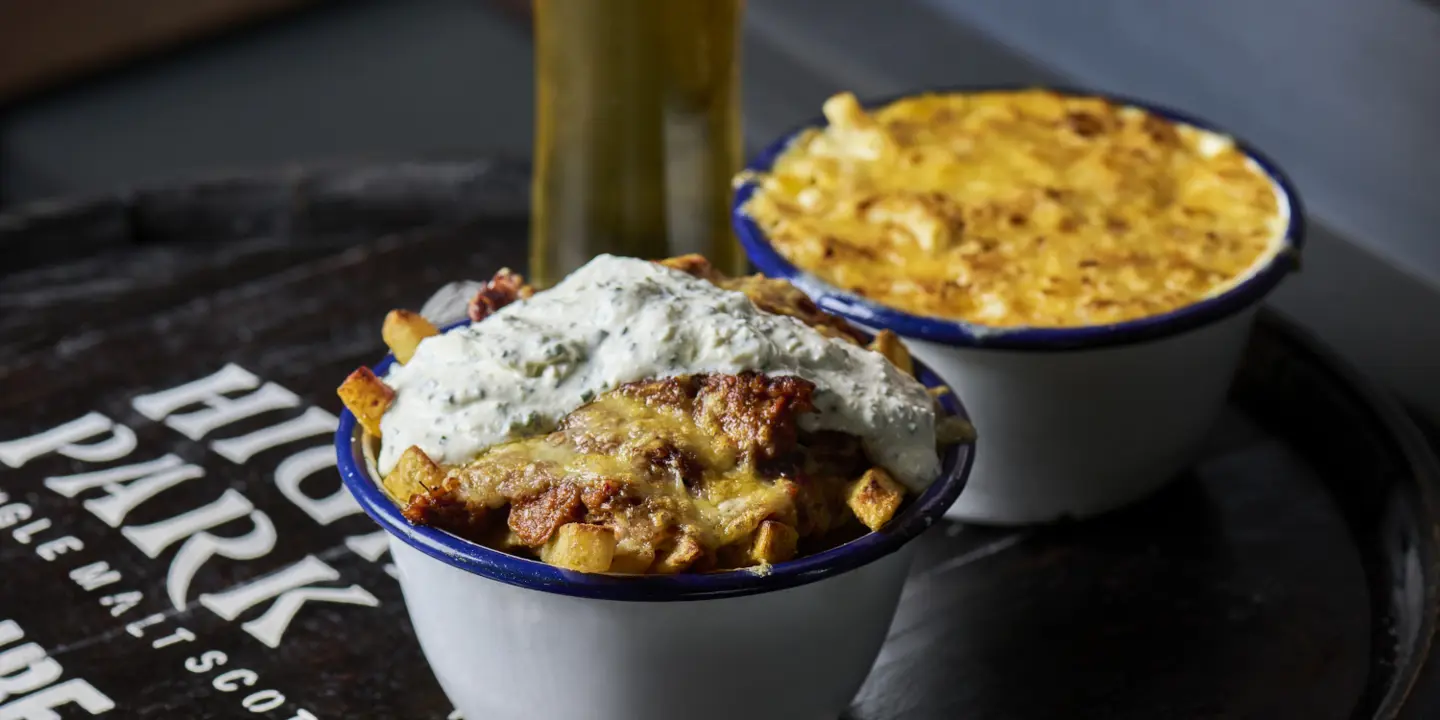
[[734, 87, 1303, 524], [337, 316, 973, 719]]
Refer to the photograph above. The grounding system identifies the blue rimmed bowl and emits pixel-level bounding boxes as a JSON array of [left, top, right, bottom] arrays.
[[734, 86, 1305, 525], [336, 324, 973, 720]]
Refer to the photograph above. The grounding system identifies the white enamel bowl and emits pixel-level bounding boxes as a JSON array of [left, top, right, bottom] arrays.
[[734, 87, 1304, 525], [337, 337, 974, 720]]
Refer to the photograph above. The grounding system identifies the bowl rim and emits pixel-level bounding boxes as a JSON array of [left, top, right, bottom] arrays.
[[732, 84, 1307, 351], [335, 323, 975, 602]]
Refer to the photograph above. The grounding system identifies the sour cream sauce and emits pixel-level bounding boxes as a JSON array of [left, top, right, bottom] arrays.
[[377, 255, 940, 490]]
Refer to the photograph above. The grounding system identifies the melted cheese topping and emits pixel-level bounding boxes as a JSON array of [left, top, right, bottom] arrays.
[[741, 90, 1288, 328], [421, 375, 845, 563], [377, 255, 939, 490]]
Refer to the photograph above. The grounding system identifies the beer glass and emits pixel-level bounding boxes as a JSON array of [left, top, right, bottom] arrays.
[[529, 0, 747, 286]]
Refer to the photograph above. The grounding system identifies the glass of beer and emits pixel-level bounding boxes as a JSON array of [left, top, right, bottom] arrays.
[[529, 0, 747, 286]]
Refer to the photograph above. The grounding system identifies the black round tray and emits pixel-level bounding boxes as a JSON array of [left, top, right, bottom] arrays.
[[0, 160, 1436, 720]]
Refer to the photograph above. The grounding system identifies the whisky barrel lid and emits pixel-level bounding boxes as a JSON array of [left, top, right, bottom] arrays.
[[0, 160, 1436, 719]]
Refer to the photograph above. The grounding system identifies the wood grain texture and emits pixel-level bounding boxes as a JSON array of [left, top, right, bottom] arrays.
[[0, 161, 1434, 719]]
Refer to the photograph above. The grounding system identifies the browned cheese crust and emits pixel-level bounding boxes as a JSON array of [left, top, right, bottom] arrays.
[[467, 268, 535, 322], [393, 373, 882, 573]]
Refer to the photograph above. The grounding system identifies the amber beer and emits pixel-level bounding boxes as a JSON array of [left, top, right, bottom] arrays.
[[529, 0, 747, 286]]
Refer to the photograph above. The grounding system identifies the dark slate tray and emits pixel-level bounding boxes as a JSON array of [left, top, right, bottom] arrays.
[[0, 160, 1436, 720]]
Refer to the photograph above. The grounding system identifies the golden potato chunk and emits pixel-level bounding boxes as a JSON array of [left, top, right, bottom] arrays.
[[384, 446, 444, 504], [846, 467, 906, 531], [337, 367, 393, 437], [607, 545, 656, 575], [867, 330, 914, 376], [382, 309, 439, 364], [652, 535, 705, 575], [749, 519, 799, 565], [494, 528, 529, 551], [541, 523, 616, 573]]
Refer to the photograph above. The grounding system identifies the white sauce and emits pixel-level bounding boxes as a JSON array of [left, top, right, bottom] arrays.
[[378, 255, 940, 491]]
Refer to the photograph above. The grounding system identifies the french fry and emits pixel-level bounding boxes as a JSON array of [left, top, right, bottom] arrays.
[[846, 467, 905, 531], [748, 519, 799, 565], [652, 534, 705, 575], [382, 309, 439, 365], [384, 445, 444, 504], [867, 330, 914, 376], [337, 367, 393, 437], [541, 523, 616, 573]]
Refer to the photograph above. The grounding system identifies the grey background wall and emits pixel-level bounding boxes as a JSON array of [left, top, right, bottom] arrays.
[[2, 0, 1436, 417]]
